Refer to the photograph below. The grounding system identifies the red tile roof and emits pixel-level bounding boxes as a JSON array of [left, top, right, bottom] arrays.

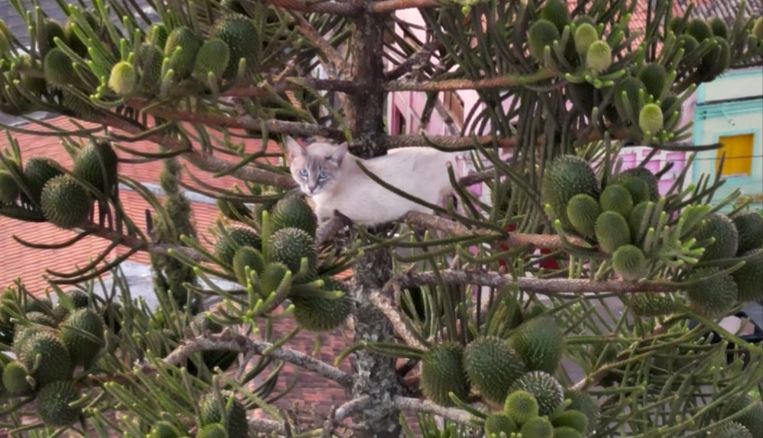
[[0, 116, 283, 292]]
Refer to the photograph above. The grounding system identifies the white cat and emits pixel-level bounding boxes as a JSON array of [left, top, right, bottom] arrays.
[[285, 137, 457, 226]]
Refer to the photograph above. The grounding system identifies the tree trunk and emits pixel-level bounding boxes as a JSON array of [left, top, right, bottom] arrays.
[[347, 7, 403, 437]]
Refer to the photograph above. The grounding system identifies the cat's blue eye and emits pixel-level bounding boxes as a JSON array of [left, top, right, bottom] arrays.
[[298, 169, 308, 178], [318, 170, 328, 180]]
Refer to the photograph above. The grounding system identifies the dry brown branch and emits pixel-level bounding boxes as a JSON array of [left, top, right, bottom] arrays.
[[163, 331, 353, 388], [248, 418, 288, 435], [384, 69, 557, 91], [369, 291, 426, 350], [389, 269, 675, 295], [392, 396, 475, 424], [384, 133, 517, 150], [404, 211, 583, 250], [370, 0, 439, 14], [321, 396, 373, 437]]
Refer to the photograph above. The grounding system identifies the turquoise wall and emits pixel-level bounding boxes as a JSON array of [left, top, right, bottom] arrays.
[[691, 67, 763, 209]]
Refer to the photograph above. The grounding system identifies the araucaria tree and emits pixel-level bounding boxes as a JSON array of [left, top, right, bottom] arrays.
[[1, 0, 763, 436]]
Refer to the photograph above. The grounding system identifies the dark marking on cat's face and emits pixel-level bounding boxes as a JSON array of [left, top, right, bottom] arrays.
[[285, 137, 347, 196]]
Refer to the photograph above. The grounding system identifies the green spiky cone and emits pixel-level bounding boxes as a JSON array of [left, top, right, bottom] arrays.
[[38, 19, 65, 57], [627, 293, 680, 317], [510, 371, 564, 416], [574, 23, 598, 56], [271, 195, 318, 236], [463, 336, 527, 404], [565, 390, 598, 434], [709, 17, 729, 39], [754, 17, 763, 40], [193, 38, 230, 82], [0, 170, 19, 204], [614, 174, 651, 206], [662, 94, 680, 115], [504, 390, 539, 425], [551, 410, 588, 434], [733, 250, 763, 302], [148, 24, 169, 48], [64, 19, 88, 58], [733, 212, 763, 254], [43, 48, 76, 89], [595, 211, 631, 254], [698, 37, 730, 82], [586, 40, 612, 72], [725, 395, 763, 438], [420, 343, 469, 406], [196, 424, 227, 438], [211, 16, 260, 77], [687, 19, 713, 42], [638, 103, 664, 134], [528, 19, 560, 61], [566, 194, 600, 238], [199, 392, 248, 438], [149, 421, 182, 438], [72, 140, 119, 193], [217, 198, 252, 222], [215, 227, 262, 267], [268, 227, 317, 278], [614, 168, 659, 201], [710, 421, 753, 438], [163, 26, 203, 79], [20, 331, 73, 385], [291, 278, 352, 331], [108, 61, 137, 97], [40, 175, 91, 229], [70, 290, 90, 309], [484, 414, 517, 437], [135, 43, 163, 95], [60, 308, 105, 367], [685, 267, 738, 317], [679, 33, 699, 54], [599, 184, 634, 217], [639, 63, 667, 98], [521, 416, 553, 438], [612, 245, 647, 281], [539, 0, 569, 31], [2, 361, 31, 394], [553, 426, 583, 438], [510, 316, 564, 374], [694, 213, 739, 261], [232, 246, 265, 285], [36, 381, 81, 426], [26, 311, 57, 327], [614, 76, 646, 123], [542, 155, 599, 228]]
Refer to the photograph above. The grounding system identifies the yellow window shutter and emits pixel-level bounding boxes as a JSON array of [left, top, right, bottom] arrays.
[[716, 134, 754, 176]]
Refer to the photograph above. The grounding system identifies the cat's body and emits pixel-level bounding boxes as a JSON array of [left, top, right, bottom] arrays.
[[286, 137, 457, 226]]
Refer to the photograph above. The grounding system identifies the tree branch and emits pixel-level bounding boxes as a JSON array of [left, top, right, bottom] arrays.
[[384, 69, 557, 91], [99, 113, 297, 188], [392, 396, 475, 425], [369, 0, 439, 14], [389, 269, 675, 295], [321, 396, 373, 437], [384, 134, 517, 150], [404, 211, 582, 250], [163, 331, 353, 388], [369, 290, 425, 350], [248, 418, 288, 435]]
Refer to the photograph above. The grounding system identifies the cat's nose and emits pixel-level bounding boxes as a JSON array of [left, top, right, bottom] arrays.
[[308, 183, 318, 193]]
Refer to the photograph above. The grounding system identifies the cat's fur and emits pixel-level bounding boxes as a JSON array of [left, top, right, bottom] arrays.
[[286, 137, 457, 226]]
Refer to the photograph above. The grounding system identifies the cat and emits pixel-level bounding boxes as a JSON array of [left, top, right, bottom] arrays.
[[285, 137, 458, 226]]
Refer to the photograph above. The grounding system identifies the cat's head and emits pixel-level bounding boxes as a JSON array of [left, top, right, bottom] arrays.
[[285, 137, 348, 196]]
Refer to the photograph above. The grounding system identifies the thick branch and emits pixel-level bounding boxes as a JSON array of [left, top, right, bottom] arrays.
[[164, 331, 353, 388], [369, 0, 439, 13], [81, 224, 204, 262], [390, 270, 675, 295], [384, 69, 557, 92], [392, 396, 475, 425], [369, 291, 425, 350], [404, 211, 581, 250], [248, 418, 287, 435], [384, 134, 517, 150]]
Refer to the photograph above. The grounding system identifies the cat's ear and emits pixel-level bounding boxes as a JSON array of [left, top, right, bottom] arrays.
[[285, 136, 305, 160], [329, 142, 348, 165]]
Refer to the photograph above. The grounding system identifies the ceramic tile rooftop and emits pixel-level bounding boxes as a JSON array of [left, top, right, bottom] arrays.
[[0, 116, 285, 292]]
